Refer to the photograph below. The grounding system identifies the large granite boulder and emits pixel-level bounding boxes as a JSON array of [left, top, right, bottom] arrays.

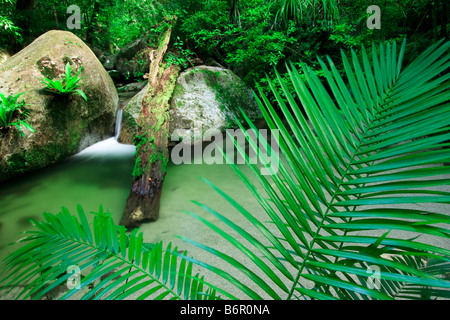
[[118, 65, 261, 145], [0, 30, 119, 181]]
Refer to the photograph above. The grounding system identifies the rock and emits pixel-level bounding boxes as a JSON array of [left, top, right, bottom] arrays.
[[118, 65, 261, 146], [108, 70, 120, 81], [117, 85, 147, 145], [99, 53, 117, 70], [103, 54, 118, 70], [117, 81, 147, 93], [17, 215, 40, 227], [0, 30, 118, 182], [115, 38, 150, 81]]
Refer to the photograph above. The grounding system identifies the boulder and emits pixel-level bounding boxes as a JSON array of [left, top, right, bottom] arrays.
[[0, 30, 119, 182], [118, 65, 261, 146], [102, 54, 118, 70], [117, 81, 147, 93]]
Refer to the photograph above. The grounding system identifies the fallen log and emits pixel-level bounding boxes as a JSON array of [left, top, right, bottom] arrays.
[[120, 23, 180, 229]]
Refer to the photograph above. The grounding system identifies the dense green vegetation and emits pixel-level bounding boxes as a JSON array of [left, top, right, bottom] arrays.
[[0, 0, 449, 301], [1, 39, 449, 300], [0, 92, 34, 135], [1, 0, 448, 96]]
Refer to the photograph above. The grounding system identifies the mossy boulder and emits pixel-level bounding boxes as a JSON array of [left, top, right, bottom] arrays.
[[0, 30, 118, 182], [118, 65, 261, 145]]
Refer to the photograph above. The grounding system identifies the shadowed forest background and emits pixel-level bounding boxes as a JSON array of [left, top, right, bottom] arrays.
[[2, 0, 448, 96]]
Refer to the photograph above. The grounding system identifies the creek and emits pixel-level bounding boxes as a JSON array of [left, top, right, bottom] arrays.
[[0, 101, 262, 275]]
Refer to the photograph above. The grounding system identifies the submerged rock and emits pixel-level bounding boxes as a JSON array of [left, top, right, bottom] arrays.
[[17, 215, 39, 227], [0, 30, 118, 182], [118, 65, 261, 145]]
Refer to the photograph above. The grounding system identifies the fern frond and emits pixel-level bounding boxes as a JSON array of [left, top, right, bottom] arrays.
[[0, 205, 220, 300]]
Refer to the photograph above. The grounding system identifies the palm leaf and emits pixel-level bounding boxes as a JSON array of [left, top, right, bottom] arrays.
[[182, 39, 450, 300], [0, 205, 220, 300]]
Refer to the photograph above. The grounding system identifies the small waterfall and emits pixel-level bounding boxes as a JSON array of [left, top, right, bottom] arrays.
[[73, 107, 134, 160], [115, 108, 123, 140]]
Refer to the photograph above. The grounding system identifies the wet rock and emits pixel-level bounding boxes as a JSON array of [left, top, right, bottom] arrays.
[[17, 215, 39, 227], [117, 81, 147, 93], [101, 54, 118, 70], [0, 30, 118, 182]]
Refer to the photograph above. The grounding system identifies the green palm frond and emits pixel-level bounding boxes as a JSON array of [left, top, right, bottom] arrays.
[[181, 39, 450, 300], [0, 205, 221, 300]]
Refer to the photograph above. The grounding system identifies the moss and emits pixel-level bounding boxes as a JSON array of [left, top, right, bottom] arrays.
[[36, 56, 60, 79], [4, 141, 69, 180], [146, 148, 169, 174], [123, 111, 137, 130], [200, 68, 251, 126], [132, 155, 143, 179], [7, 154, 27, 172], [172, 82, 186, 98]]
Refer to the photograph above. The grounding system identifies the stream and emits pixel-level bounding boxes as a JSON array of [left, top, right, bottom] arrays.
[[0, 100, 263, 282]]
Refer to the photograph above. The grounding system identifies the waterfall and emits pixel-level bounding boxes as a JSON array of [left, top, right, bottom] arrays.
[[73, 107, 134, 160], [115, 108, 123, 140]]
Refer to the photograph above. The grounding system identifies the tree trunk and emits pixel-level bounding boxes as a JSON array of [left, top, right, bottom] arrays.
[[86, 0, 101, 45], [120, 23, 180, 229]]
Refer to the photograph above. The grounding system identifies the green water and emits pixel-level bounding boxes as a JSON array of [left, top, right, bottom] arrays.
[[0, 138, 135, 262], [0, 136, 261, 272]]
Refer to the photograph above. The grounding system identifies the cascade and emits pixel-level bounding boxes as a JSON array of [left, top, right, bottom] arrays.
[[74, 107, 134, 159], [115, 108, 123, 141]]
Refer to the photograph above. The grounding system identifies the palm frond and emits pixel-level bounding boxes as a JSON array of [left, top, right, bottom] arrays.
[[183, 39, 450, 300], [0, 205, 220, 300]]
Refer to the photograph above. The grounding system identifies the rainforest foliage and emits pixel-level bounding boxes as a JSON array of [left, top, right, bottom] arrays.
[[1, 0, 447, 96], [0, 0, 449, 301]]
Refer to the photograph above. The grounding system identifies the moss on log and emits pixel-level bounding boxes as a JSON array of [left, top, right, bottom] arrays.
[[120, 23, 180, 229]]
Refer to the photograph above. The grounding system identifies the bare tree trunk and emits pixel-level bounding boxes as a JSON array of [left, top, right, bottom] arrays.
[[120, 22, 180, 229], [15, 0, 37, 38], [52, 6, 59, 29]]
